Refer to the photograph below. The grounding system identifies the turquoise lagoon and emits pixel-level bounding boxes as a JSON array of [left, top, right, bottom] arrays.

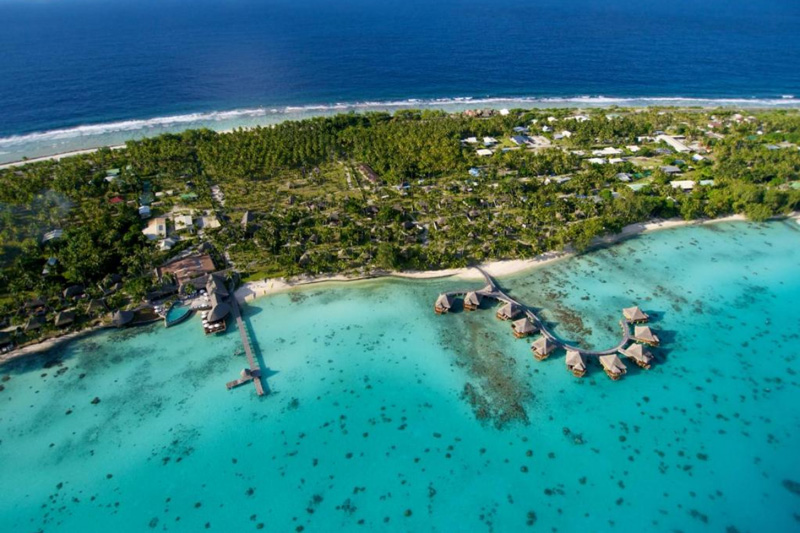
[[1, 221, 800, 532]]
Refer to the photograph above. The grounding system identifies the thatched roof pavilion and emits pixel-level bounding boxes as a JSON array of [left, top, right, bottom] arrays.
[[496, 302, 521, 320], [434, 293, 454, 314], [207, 273, 229, 297], [25, 316, 45, 332], [111, 310, 134, 328], [463, 291, 483, 311], [620, 343, 653, 369], [207, 303, 231, 323], [512, 317, 537, 338], [633, 325, 660, 346], [63, 285, 84, 299], [54, 311, 75, 328], [87, 299, 107, 314], [565, 349, 587, 377], [531, 336, 557, 360], [622, 306, 649, 323], [599, 354, 627, 380]]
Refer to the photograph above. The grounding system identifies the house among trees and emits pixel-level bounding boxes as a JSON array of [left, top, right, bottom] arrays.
[[54, 311, 75, 328]]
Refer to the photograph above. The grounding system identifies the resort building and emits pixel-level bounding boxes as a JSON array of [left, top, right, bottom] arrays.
[[633, 325, 660, 346], [434, 293, 454, 314], [511, 317, 537, 338], [599, 354, 627, 380], [54, 311, 75, 328], [463, 291, 482, 311], [111, 310, 134, 328], [622, 306, 649, 323], [565, 349, 587, 377], [620, 343, 653, 369], [496, 302, 521, 320], [531, 336, 557, 360]]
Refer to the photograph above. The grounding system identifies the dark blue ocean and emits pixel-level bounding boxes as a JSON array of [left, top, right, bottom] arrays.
[[0, 0, 799, 161]]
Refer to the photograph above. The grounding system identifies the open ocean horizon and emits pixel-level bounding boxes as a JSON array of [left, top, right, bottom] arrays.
[[1, 0, 799, 162]]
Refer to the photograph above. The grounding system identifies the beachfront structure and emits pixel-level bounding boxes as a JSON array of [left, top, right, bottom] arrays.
[[434, 293, 454, 314], [531, 336, 557, 360], [623, 306, 649, 323], [207, 273, 230, 298], [111, 310, 134, 328], [511, 317, 537, 338], [599, 354, 627, 380], [87, 298, 107, 314], [463, 291, 482, 311], [565, 349, 587, 377], [620, 343, 653, 369], [25, 316, 45, 332], [633, 326, 660, 346], [496, 302, 521, 321], [54, 311, 75, 328]]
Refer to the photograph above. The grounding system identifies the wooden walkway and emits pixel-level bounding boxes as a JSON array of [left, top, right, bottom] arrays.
[[228, 296, 264, 396], [443, 266, 631, 357]]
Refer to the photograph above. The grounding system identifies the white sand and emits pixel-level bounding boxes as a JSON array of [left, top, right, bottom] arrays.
[[0, 145, 126, 170], [235, 214, 771, 304]]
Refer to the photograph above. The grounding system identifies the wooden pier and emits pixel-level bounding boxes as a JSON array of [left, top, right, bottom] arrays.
[[228, 295, 264, 396], [435, 267, 662, 380]]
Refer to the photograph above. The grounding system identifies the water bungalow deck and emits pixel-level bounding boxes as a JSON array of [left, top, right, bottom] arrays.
[[435, 267, 658, 379]]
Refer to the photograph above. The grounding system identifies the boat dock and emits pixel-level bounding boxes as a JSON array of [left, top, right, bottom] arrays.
[[227, 296, 264, 396]]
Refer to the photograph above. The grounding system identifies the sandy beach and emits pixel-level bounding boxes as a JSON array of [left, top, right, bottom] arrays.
[[234, 213, 762, 303]]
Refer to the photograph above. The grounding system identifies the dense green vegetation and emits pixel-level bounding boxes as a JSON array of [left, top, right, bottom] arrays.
[[1, 107, 799, 344]]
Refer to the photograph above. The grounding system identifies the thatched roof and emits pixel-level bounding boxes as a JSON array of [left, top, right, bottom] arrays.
[[621, 343, 653, 364], [241, 210, 255, 228], [634, 326, 659, 343], [512, 317, 536, 334], [497, 302, 521, 318], [207, 303, 231, 323], [54, 311, 75, 328], [207, 273, 229, 297], [464, 292, 482, 306], [565, 350, 586, 371], [25, 316, 45, 331], [435, 293, 454, 309], [623, 306, 648, 321], [532, 336, 556, 354], [63, 285, 84, 299], [87, 299, 107, 314], [111, 310, 134, 327], [599, 354, 627, 375]]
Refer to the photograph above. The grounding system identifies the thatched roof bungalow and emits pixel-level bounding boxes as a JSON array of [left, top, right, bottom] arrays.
[[87, 299, 107, 314], [207, 273, 229, 298], [620, 343, 653, 369], [565, 349, 587, 377], [54, 311, 76, 328], [622, 306, 649, 323], [531, 336, 557, 360], [25, 316, 45, 332], [512, 317, 537, 338], [496, 302, 521, 321], [463, 291, 482, 311], [63, 285, 84, 299], [633, 326, 660, 346], [111, 310, 135, 328], [434, 293, 454, 314], [599, 354, 627, 380], [207, 303, 231, 324]]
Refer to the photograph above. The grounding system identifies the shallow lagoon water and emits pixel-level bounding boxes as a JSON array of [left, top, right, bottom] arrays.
[[1, 220, 800, 532]]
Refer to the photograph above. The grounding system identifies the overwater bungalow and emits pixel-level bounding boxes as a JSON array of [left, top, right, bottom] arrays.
[[463, 291, 483, 311], [620, 343, 653, 369], [531, 336, 557, 360], [622, 306, 649, 323], [111, 310, 134, 328], [496, 302, 521, 320], [54, 311, 75, 328], [511, 317, 537, 338], [633, 325, 660, 346], [599, 354, 627, 380], [565, 349, 587, 377], [434, 293, 454, 314]]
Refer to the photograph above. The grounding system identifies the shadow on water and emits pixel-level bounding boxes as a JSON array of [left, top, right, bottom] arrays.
[[240, 303, 274, 396]]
